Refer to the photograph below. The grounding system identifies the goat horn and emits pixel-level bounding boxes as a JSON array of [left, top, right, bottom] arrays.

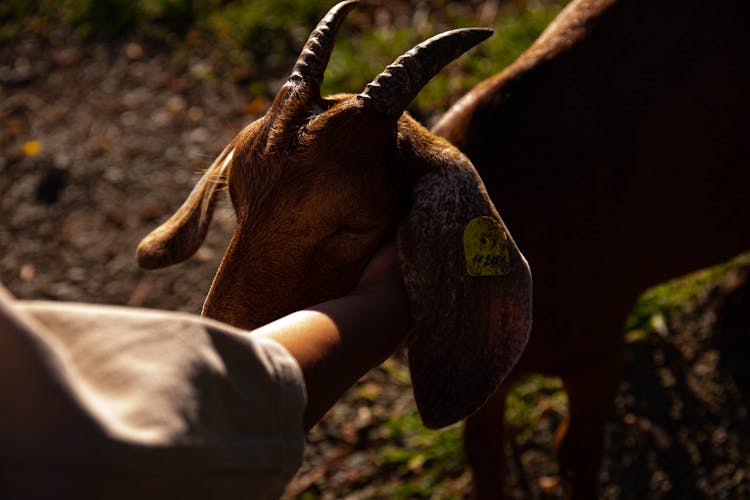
[[288, 0, 359, 93], [358, 28, 493, 120]]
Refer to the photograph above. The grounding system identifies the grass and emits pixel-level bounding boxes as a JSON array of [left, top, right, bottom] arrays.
[[626, 261, 739, 335], [363, 255, 743, 498], [320, 1, 568, 117], [2, 0, 570, 117], [376, 413, 465, 499]]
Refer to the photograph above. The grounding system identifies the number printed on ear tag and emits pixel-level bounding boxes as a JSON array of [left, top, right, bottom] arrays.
[[463, 216, 510, 276]]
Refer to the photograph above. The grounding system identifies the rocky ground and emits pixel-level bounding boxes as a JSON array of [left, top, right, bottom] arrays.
[[2, 24, 748, 500]]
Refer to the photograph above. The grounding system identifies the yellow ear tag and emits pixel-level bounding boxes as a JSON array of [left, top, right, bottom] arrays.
[[463, 216, 510, 276]]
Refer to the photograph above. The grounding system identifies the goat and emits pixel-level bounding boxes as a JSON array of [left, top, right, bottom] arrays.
[[137, 1, 532, 432], [432, 0, 750, 497]]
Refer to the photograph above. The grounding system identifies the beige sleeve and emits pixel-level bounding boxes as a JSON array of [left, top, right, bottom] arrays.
[[0, 291, 306, 500]]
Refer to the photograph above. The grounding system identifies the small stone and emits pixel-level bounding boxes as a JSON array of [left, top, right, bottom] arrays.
[[124, 43, 144, 61], [19, 263, 35, 282], [538, 475, 559, 493], [166, 95, 186, 114]]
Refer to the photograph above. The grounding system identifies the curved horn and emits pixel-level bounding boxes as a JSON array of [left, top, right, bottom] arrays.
[[358, 28, 493, 120], [287, 0, 359, 94]]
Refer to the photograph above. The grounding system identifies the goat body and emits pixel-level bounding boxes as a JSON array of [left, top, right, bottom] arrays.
[[433, 0, 750, 497]]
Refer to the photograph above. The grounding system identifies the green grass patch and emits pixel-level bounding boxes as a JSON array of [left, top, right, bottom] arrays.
[[374, 420, 464, 498], [412, 4, 568, 115], [368, 373, 569, 498], [626, 259, 740, 335], [506, 375, 567, 431], [5, 1, 570, 116], [321, 1, 569, 117]]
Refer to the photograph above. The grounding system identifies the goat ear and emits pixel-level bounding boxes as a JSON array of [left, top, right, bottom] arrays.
[[396, 134, 532, 429], [136, 148, 233, 269]]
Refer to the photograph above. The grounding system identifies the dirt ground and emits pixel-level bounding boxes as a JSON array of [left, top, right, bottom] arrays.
[[2, 27, 749, 499]]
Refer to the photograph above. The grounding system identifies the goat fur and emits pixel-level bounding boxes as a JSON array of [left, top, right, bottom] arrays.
[[432, 0, 750, 497]]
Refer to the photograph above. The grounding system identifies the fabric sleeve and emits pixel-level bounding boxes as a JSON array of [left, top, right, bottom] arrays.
[[0, 292, 307, 500]]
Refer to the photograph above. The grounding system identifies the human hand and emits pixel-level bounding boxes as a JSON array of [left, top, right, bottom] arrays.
[[253, 238, 409, 430], [356, 240, 405, 295]]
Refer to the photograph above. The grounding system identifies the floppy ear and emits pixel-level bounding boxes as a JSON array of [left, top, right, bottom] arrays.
[[354, 25, 515, 428], [396, 130, 532, 429], [136, 147, 233, 269]]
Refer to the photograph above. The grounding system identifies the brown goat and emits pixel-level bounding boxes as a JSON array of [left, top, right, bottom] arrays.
[[432, 0, 750, 497], [138, 1, 531, 431]]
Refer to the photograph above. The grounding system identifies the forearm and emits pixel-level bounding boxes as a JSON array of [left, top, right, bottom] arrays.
[[252, 286, 408, 431]]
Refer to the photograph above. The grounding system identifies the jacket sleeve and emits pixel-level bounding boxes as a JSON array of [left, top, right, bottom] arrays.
[[0, 287, 306, 500]]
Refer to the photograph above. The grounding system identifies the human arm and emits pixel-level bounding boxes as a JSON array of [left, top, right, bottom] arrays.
[[251, 241, 409, 431]]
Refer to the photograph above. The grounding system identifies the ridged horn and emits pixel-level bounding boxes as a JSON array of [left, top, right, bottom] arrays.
[[287, 0, 359, 94], [358, 28, 493, 120]]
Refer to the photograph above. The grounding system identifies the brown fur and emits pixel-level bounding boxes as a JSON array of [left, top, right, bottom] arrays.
[[138, 62, 532, 428], [432, 0, 750, 497]]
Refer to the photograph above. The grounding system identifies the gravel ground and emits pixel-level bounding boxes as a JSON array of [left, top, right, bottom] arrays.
[[2, 28, 748, 499]]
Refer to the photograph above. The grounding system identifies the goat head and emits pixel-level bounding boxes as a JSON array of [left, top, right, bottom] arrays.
[[137, 0, 531, 428]]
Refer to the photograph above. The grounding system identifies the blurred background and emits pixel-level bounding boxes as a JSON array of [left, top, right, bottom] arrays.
[[1, 1, 748, 498]]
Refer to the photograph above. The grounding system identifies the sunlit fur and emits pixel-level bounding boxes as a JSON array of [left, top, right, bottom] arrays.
[[203, 94, 402, 330]]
